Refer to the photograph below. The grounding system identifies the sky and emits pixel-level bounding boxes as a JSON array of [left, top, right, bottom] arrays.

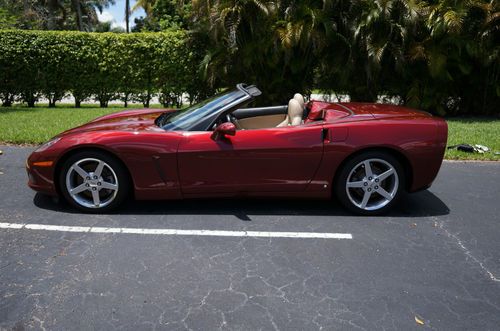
[[96, 0, 146, 30]]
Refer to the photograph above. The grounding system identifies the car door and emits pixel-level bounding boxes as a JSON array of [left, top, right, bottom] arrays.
[[176, 123, 324, 195]]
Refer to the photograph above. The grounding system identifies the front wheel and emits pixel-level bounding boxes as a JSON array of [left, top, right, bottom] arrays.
[[59, 151, 130, 213], [334, 151, 405, 215]]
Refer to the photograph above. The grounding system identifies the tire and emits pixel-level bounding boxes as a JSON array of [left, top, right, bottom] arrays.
[[59, 150, 131, 213], [334, 151, 405, 216]]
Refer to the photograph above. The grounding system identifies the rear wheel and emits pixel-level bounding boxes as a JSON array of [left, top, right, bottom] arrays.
[[59, 151, 130, 213], [334, 151, 405, 215]]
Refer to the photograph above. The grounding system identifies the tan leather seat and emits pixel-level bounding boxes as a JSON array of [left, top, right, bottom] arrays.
[[277, 93, 305, 127]]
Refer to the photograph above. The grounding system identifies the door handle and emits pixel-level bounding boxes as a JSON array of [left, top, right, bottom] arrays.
[[322, 128, 330, 143], [323, 127, 349, 143]]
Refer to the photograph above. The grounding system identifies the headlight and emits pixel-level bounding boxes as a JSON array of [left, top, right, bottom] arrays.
[[35, 137, 61, 152]]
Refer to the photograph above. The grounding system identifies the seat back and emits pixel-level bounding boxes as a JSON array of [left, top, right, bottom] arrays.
[[277, 99, 303, 127], [276, 93, 305, 127]]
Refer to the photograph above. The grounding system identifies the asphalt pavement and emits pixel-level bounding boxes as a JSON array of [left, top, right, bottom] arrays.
[[0, 145, 499, 330]]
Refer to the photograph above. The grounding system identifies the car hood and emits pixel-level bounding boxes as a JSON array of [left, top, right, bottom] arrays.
[[60, 108, 176, 136]]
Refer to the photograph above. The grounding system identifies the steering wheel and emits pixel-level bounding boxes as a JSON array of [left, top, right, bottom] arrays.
[[226, 113, 243, 130]]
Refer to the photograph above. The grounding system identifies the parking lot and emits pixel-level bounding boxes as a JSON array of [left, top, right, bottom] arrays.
[[1, 145, 499, 330]]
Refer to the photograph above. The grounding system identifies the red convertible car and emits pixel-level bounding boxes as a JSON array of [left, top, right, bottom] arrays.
[[27, 84, 447, 215]]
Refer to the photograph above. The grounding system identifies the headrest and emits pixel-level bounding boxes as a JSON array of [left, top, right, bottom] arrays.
[[288, 99, 303, 126], [293, 93, 305, 109]]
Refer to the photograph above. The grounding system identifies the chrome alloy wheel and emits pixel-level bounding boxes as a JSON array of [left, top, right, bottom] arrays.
[[345, 158, 399, 211], [65, 158, 119, 209]]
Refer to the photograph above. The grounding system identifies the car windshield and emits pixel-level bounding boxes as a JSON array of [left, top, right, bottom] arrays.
[[157, 89, 246, 131]]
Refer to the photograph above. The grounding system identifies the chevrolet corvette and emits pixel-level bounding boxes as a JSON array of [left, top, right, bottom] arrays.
[[27, 84, 448, 215]]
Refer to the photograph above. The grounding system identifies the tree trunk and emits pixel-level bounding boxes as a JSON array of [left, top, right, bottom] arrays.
[[24, 91, 36, 107], [47, 2, 56, 30], [100, 100, 108, 108], [72, 0, 84, 31], [46, 0, 66, 30], [75, 99, 81, 108], [143, 91, 150, 108], [1, 94, 13, 107], [123, 92, 129, 107], [125, 0, 130, 33]]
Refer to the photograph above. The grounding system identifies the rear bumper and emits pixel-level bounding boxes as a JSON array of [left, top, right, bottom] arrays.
[[408, 118, 447, 192]]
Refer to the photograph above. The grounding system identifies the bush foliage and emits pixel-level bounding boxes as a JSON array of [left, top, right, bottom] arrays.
[[1, 11, 499, 116], [0, 30, 211, 108], [192, 0, 499, 115]]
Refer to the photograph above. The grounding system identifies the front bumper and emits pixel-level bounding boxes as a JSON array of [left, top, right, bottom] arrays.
[[26, 153, 58, 196]]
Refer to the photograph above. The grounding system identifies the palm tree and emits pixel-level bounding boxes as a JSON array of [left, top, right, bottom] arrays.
[[71, 0, 115, 31], [71, 0, 84, 30], [332, 0, 424, 101], [45, 0, 67, 29], [192, 0, 272, 88], [192, 0, 326, 102], [410, 0, 500, 114], [132, 0, 155, 16]]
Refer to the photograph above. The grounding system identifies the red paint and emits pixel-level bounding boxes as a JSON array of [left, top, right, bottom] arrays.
[[27, 100, 447, 202], [178, 124, 324, 194]]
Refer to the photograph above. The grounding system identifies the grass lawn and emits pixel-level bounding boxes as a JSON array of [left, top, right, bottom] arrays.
[[445, 118, 499, 161], [0, 105, 498, 160], [0, 104, 163, 145]]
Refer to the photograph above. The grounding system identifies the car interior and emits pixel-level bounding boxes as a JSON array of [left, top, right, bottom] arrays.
[[229, 93, 308, 130]]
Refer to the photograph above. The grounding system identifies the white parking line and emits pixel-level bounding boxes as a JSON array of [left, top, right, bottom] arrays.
[[0, 222, 352, 239]]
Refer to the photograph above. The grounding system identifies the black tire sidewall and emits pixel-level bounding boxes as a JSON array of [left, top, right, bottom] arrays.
[[334, 151, 405, 216], [59, 151, 130, 213]]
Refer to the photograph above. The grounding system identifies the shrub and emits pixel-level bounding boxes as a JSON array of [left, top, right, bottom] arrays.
[[0, 30, 206, 107]]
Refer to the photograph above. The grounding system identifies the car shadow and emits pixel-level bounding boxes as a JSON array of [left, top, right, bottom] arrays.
[[34, 190, 449, 220]]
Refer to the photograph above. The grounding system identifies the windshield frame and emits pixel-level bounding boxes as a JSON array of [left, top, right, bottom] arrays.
[[157, 84, 260, 131]]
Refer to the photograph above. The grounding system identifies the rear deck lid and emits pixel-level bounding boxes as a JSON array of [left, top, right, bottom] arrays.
[[340, 102, 432, 119]]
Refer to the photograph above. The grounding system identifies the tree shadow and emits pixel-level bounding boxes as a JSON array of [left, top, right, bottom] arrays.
[[34, 189, 449, 220]]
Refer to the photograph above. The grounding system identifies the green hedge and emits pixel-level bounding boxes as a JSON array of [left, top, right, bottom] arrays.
[[0, 30, 210, 107]]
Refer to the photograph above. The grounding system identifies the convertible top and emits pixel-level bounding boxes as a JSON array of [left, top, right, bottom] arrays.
[[237, 83, 262, 97]]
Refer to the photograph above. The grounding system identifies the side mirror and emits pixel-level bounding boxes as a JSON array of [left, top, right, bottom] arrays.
[[211, 122, 236, 140]]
